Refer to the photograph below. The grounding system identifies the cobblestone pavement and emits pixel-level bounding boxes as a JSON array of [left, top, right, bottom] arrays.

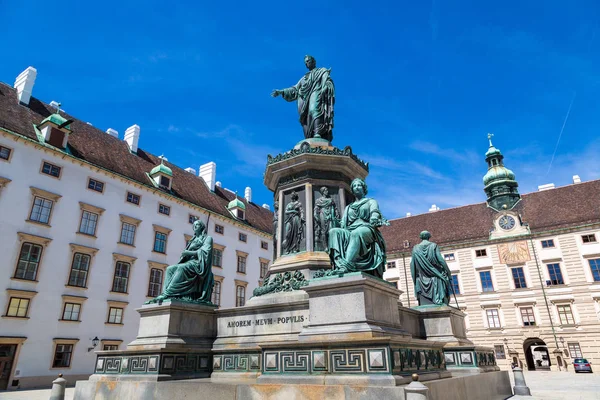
[[0, 387, 74, 400], [510, 370, 600, 400]]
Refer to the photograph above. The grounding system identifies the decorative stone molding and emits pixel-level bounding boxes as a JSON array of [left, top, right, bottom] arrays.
[[235, 250, 249, 257], [153, 224, 172, 235], [79, 201, 106, 215], [267, 144, 369, 172], [112, 253, 137, 265], [30, 186, 62, 202], [234, 279, 248, 287], [0, 176, 12, 193], [213, 243, 226, 251], [17, 232, 52, 246], [69, 243, 99, 256], [148, 260, 168, 270], [107, 299, 129, 308], [61, 294, 88, 304], [6, 288, 38, 299], [119, 214, 142, 226]]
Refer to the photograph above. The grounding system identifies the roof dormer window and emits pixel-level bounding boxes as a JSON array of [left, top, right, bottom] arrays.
[[228, 196, 246, 220], [36, 105, 73, 150], [148, 158, 173, 191]]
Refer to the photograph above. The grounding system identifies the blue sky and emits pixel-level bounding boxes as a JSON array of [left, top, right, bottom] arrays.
[[2, 1, 599, 218]]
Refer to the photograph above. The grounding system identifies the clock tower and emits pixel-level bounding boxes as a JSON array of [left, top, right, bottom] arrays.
[[482, 134, 521, 212]]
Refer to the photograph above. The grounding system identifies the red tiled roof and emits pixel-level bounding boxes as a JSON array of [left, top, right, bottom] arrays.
[[0, 82, 273, 235], [381, 179, 600, 252]]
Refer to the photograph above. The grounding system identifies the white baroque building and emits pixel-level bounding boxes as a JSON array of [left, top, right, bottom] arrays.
[[0, 67, 273, 389]]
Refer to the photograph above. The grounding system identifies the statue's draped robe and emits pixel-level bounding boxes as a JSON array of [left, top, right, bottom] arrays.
[[410, 241, 451, 305], [282, 200, 304, 254], [328, 198, 386, 278], [314, 196, 339, 251], [281, 67, 335, 141], [162, 234, 214, 302]]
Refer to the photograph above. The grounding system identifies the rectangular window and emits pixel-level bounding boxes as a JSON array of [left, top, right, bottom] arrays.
[[475, 249, 487, 257], [61, 303, 81, 321], [158, 204, 170, 216], [41, 161, 61, 178], [511, 267, 527, 289], [547, 263, 564, 285], [541, 239, 555, 248], [568, 343, 583, 358], [520, 307, 536, 326], [236, 285, 246, 307], [87, 178, 104, 193], [590, 259, 600, 282], [215, 224, 224, 234], [239, 233, 247, 242], [67, 253, 91, 287], [103, 345, 119, 351], [14, 242, 43, 281], [126, 192, 140, 205], [479, 271, 494, 292], [386, 261, 396, 269], [0, 145, 12, 160], [212, 281, 221, 306], [148, 268, 163, 297], [260, 261, 269, 279], [261, 241, 269, 250], [112, 262, 130, 293], [557, 304, 575, 325], [188, 214, 198, 224], [582, 234, 597, 243], [486, 309, 501, 328], [29, 196, 53, 224], [107, 307, 123, 324], [237, 255, 247, 274], [494, 345, 506, 359], [451, 275, 460, 295], [6, 298, 30, 318], [52, 344, 73, 368], [78, 210, 98, 236], [444, 253, 456, 261], [153, 232, 167, 253], [213, 248, 223, 267], [120, 222, 136, 245], [159, 176, 171, 188]]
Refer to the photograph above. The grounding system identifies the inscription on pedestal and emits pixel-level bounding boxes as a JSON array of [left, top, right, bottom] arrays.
[[227, 315, 306, 328]]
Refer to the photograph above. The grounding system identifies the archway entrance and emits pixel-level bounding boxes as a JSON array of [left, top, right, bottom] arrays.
[[523, 337, 551, 371]]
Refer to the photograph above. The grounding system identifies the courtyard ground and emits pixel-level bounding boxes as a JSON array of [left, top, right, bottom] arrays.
[[0, 370, 598, 399]]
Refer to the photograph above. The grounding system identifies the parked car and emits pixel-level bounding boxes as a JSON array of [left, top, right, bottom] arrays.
[[573, 358, 593, 373]]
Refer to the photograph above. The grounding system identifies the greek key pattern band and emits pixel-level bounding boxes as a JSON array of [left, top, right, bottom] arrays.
[[95, 352, 211, 376]]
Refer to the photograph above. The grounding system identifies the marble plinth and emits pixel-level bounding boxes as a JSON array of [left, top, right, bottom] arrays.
[[91, 301, 217, 382]]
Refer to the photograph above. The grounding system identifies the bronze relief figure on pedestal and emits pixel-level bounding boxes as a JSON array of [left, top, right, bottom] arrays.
[[282, 191, 305, 255], [313, 186, 340, 251]]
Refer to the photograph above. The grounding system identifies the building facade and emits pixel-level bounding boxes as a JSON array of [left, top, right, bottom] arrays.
[[382, 138, 600, 373], [0, 67, 273, 389]]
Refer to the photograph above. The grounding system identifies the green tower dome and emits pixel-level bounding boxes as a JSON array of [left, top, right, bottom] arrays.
[[228, 197, 246, 210], [482, 134, 520, 211], [150, 160, 172, 177]]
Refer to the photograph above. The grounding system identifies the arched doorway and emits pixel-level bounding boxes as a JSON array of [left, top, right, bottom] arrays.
[[523, 337, 551, 371]]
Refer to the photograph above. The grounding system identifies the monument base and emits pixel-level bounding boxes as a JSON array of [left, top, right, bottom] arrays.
[[74, 370, 511, 400], [91, 301, 217, 381]]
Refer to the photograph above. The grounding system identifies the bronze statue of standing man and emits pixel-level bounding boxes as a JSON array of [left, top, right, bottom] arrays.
[[271, 55, 335, 142], [410, 231, 452, 306], [314, 187, 339, 251]]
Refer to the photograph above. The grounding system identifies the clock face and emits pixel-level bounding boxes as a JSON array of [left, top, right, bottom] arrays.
[[499, 215, 516, 230]]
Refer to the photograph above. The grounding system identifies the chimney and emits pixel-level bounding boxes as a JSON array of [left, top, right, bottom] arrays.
[[428, 204, 440, 212], [106, 128, 119, 138], [14, 66, 37, 105], [406, 212, 412, 217], [215, 181, 222, 187], [538, 183, 555, 191], [124, 124, 140, 153], [199, 162, 217, 191], [262, 204, 270, 210], [573, 175, 581, 184], [185, 167, 196, 175], [245, 187, 252, 203]]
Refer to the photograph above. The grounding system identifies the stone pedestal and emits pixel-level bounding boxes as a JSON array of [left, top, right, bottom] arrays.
[[299, 272, 410, 341], [92, 301, 217, 381], [413, 305, 499, 375]]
